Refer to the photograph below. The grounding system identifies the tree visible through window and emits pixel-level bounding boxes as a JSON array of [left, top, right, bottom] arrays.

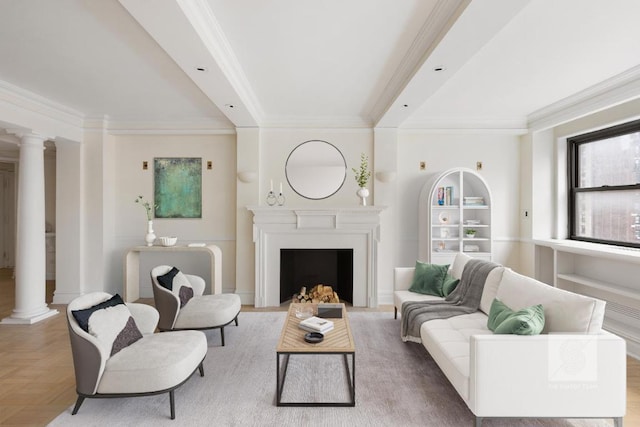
[[568, 119, 640, 248]]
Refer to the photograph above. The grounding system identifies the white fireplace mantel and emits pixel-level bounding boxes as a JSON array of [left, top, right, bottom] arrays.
[[247, 206, 386, 307]]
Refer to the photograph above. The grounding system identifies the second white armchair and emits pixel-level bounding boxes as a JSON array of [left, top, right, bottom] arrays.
[[150, 265, 241, 346]]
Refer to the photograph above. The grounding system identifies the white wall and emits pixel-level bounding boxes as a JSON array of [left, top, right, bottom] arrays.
[[110, 133, 237, 298], [259, 129, 374, 207], [396, 131, 522, 271], [52, 124, 523, 306]]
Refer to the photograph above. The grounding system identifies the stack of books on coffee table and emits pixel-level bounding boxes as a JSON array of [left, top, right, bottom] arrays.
[[298, 316, 334, 334]]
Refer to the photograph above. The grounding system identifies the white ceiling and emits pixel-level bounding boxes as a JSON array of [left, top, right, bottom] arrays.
[[0, 0, 639, 145]]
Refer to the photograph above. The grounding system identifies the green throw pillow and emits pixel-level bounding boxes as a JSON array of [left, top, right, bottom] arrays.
[[487, 298, 545, 335], [408, 261, 449, 297], [442, 273, 460, 297]]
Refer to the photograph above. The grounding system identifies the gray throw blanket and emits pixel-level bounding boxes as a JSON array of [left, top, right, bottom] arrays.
[[400, 258, 500, 343]]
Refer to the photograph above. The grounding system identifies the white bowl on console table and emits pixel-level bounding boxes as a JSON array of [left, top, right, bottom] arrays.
[[158, 236, 178, 247]]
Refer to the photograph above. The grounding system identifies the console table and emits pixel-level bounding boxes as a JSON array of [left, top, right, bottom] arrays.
[[124, 244, 222, 302]]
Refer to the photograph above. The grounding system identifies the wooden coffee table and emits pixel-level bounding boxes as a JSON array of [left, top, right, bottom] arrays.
[[276, 303, 355, 406]]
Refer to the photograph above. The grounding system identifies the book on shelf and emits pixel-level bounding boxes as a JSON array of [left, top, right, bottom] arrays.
[[437, 187, 445, 205], [298, 316, 334, 333], [437, 186, 454, 205], [445, 186, 453, 205]]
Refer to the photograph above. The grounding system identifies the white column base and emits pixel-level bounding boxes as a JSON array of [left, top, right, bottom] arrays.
[[1, 308, 59, 325]]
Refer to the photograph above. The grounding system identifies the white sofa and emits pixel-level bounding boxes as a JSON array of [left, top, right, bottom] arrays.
[[394, 253, 626, 427]]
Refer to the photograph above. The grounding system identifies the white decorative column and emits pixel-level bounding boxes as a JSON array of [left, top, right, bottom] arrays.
[[2, 132, 58, 324]]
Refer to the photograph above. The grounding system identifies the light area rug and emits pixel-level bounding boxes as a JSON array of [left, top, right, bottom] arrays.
[[49, 312, 613, 427]]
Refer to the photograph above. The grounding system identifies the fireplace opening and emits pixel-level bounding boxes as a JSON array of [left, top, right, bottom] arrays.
[[280, 249, 353, 304]]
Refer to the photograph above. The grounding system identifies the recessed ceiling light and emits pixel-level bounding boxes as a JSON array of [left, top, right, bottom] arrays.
[[195, 67, 208, 72], [225, 104, 235, 109], [433, 66, 446, 72], [402, 104, 409, 108]]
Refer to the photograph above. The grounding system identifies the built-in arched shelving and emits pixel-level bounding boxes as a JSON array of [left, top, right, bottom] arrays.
[[418, 167, 493, 265]]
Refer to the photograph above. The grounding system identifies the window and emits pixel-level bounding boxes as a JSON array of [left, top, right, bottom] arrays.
[[568, 119, 640, 248]]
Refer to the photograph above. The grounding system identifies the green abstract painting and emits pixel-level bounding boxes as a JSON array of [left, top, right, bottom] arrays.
[[154, 157, 202, 218]]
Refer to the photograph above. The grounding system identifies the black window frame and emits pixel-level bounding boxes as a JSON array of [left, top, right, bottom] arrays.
[[568, 118, 640, 248]]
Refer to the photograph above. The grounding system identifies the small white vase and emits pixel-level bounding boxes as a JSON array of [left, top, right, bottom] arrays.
[[145, 220, 156, 246], [357, 187, 370, 206]]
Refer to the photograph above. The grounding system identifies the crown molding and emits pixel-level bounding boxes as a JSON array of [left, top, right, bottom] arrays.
[[0, 79, 84, 129], [260, 127, 374, 135], [398, 116, 528, 134], [528, 65, 640, 132], [79, 114, 235, 135], [105, 119, 236, 135], [259, 115, 373, 130], [368, 0, 469, 124]]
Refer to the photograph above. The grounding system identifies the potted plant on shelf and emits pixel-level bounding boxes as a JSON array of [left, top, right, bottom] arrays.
[[352, 153, 371, 206], [465, 228, 477, 238]]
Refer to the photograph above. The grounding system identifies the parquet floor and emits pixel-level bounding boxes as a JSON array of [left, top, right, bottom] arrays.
[[0, 268, 638, 426]]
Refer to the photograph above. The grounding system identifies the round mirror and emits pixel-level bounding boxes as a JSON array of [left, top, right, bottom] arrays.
[[285, 140, 346, 200]]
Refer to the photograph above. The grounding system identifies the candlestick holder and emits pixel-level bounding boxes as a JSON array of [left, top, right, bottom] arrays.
[[277, 192, 286, 206], [266, 191, 277, 206]]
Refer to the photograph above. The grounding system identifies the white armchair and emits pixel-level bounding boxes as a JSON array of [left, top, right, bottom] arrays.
[[66, 292, 207, 419], [150, 265, 241, 346]]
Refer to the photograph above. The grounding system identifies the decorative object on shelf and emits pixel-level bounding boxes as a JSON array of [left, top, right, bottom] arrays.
[[135, 195, 157, 246], [465, 229, 477, 238], [317, 303, 343, 318], [463, 196, 484, 206], [303, 332, 324, 343], [187, 242, 206, 247], [352, 153, 371, 206], [464, 244, 480, 252], [145, 221, 156, 247], [277, 181, 286, 206], [135, 195, 155, 221], [266, 191, 276, 206], [438, 241, 446, 251], [438, 212, 449, 224], [266, 179, 277, 206], [356, 187, 370, 206], [158, 236, 177, 247], [440, 228, 450, 238], [465, 219, 481, 225], [154, 157, 202, 218], [294, 305, 313, 319]]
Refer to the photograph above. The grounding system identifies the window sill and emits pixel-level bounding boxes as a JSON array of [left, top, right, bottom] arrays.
[[534, 238, 640, 264]]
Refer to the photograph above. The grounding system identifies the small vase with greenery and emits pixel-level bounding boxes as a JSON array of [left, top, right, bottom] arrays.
[[353, 153, 372, 206], [135, 195, 157, 246], [352, 153, 371, 189], [465, 229, 477, 238], [135, 195, 156, 220]]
